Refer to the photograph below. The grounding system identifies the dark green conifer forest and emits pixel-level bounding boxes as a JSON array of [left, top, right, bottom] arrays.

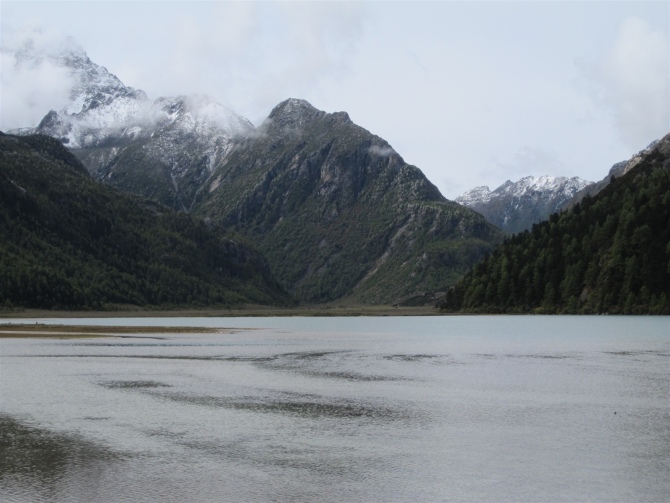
[[440, 136, 670, 314], [0, 133, 290, 310]]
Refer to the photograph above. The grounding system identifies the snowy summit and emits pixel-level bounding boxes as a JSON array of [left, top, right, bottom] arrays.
[[456, 175, 593, 234]]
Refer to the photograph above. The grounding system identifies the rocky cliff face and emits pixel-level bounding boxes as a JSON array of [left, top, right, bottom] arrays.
[[195, 99, 503, 304], [456, 176, 592, 234]]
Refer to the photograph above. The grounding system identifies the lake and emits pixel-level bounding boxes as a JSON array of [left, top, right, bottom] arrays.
[[1, 316, 668, 502]]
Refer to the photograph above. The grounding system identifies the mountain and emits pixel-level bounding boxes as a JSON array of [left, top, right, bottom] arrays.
[[564, 139, 660, 209], [69, 94, 254, 211], [0, 132, 290, 310], [193, 99, 504, 305], [440, 133, 670, 315], [9, 37, 253, 211], [456, 175, 592, 234], [9, 35, 149, 146], [459, 140, 663, 235], [8, 39, 504, 306]]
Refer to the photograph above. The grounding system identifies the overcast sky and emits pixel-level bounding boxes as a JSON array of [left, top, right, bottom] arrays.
[[1, 1, 668, 199]]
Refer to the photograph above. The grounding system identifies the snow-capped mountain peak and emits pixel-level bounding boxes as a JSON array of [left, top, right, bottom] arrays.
[[7, 34, 254, 151], [150, 95, 254, 138], [5, 35, 148, 147], [6, 34, 257, 210], [456, 175, 593, 234], [11, 34, 147, 118], [454, 185, 492, 206], [498, 175, 590, 199]]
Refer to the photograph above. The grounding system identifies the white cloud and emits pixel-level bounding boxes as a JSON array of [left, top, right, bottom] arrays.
[[0, 3, 368, 131], [368, 145, 396, 158], [586, 17, 669, 149], [117, 2, 367, 126], [0, 28, 75, 130]]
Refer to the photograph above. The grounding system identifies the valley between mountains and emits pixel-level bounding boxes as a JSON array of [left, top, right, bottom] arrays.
[[2, 39, 668, 313]]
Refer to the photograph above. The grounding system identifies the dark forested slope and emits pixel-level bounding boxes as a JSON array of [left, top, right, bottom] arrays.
[[0, 133, 289, 309], [440, 134, 670, 314]]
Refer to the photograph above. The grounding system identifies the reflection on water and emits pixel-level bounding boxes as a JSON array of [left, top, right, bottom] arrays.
[[0, 415, 120, 503], [0, 316, 668, 502]]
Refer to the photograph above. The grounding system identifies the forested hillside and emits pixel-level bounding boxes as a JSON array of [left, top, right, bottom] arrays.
[[440, 134, 670, 314], [0, 133, 290, 310]]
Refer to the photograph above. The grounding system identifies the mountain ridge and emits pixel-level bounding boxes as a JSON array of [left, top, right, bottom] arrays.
[[194, 97, 503, 304], [456, 175, 593, 234], [564, 139, 661, 209], [457, 139, 662, 234]]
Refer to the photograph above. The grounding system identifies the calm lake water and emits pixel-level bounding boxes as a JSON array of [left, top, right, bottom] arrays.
[[1, 316, 668, 502]]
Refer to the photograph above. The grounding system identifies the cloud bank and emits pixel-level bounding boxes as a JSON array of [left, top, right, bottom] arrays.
[[133, 2, 366, 125], [588, 17, 669, 150], [0, 28, 75, 129], [1, 2, 667, 200]]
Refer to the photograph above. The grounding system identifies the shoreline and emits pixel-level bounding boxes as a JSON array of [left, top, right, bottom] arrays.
[[0, 305, 443, 319]]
